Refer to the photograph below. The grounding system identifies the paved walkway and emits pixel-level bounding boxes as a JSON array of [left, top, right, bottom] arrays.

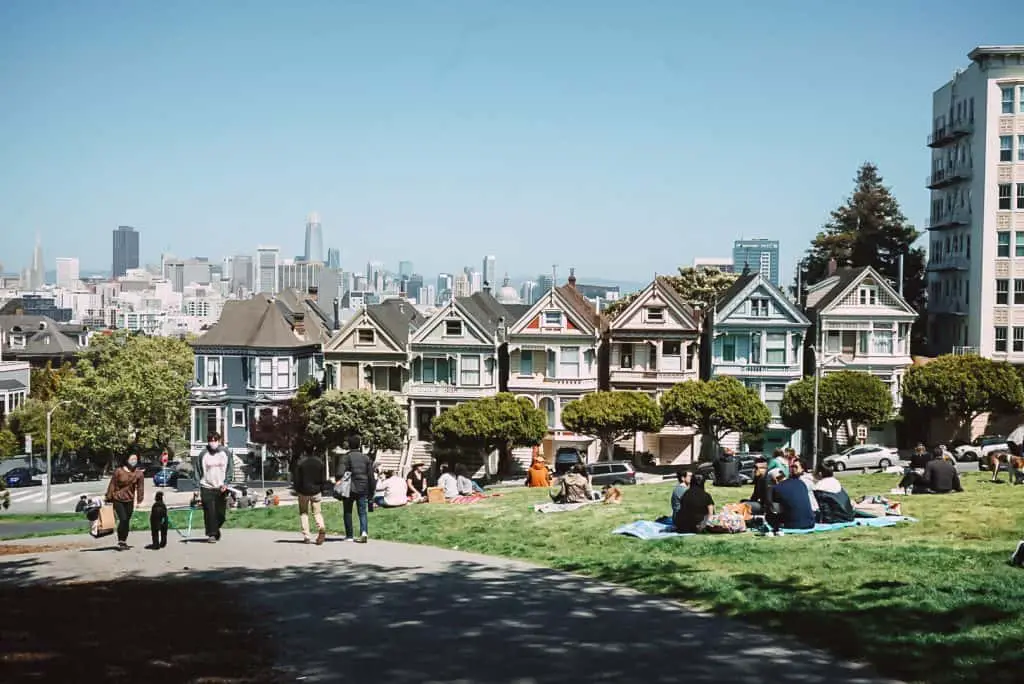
[[0, 530, 900, 684]]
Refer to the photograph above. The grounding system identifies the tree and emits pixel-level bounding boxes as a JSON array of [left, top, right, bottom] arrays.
[[430, 393, 547, 476], [605, 267, 738, 318], [661, 377, 770, 458], [250, 380, 323, 471], [902, 355, 1024, 441], [6, 399, 79, 457], [561, 391, 663, 460], [0, 429, 19, 459], [797, 162, 926, 346], [781, 371, 893, 453], [29, 361, 75, 402], [58, 332, 193, 466], [307, 389, 407, 458]]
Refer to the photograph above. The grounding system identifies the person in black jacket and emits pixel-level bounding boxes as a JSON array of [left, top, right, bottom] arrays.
[[340, 435, 373, 543], [741, 456, 769, 516], [293, 452, 327, 545]]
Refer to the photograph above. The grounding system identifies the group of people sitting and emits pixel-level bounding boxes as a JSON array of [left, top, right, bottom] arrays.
[[896, 444, 964, 494], [670, 449, 857, 535], [368, 461, 486, 508]]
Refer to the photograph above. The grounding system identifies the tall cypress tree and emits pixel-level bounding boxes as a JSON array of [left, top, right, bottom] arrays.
[[797, 162, 926, 347]]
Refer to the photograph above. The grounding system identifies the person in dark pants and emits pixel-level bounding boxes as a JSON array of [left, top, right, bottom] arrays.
[[765, 468, 816, 533], [149, 491, 169, 549], [105, 453, 144, 551], [197, 431, 231, 543], [340, 434, 372, 543]]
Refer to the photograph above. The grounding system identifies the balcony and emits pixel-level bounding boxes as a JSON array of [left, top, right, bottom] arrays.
[[190, 384, 228, 401], [927, 119, 973, 148], [952, 346, 979, 356], [248, 386, 299, 402], [927, 208, 972, 231], [507, 374, 599, 392], [926, 165, 972, 190], [926, 255, 970, 272], [406, 383, 495, 399], [740, 363, 803, 375]]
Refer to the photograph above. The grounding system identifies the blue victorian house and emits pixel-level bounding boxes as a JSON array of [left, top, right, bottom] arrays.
[[188, 291, 331, 466]]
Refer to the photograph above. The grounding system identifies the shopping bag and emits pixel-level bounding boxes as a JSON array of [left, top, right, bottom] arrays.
[[332, 472, 352, 500], [92, 504, 116, 538]]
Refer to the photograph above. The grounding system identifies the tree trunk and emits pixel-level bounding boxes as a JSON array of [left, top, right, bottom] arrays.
[[496, 441, 513, 477]]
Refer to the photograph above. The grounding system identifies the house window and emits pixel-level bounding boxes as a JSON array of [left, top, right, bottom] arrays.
[[825, 331, 841, 354], [231, 408, 246, 428], [999, 184, 1012, 210], [620, 343, 634, 368], [858, 286, 877, 306], [10, 334, 25, 348], [648, 342, 658, 371], [193, 408, 219, 443], [721, 335, 736, 362], [871, 325, 894, 355], [277, 358, 291, 388], [749, 332, 761, 364], [750, 298, 769, 317], [421, 357, 451, 384], [765, 333, 787, 364], [372, 366, 402, 392], [546, 350, 556, 377], [519, 350, 533, 375], [1015, 327, 1024, 353], [765, 383, 786, 420], [998, 231, 1011, 257], [195, 356, 205, 385], [206, 356, 221, 386], [357, 328, 375, 344], [445, 320, 463, 336], [1016, 280, 1024, 305], [484, 357, 495, 385], [995, 326, 1008, 352], [997, 279, 1009, 305], [540, 397, 556, 429], [258, 358, 273, 389], [663, 341, 681, 356], [460, 356, 481, 385], [646, 307, 664, 322], [1003, 87, 1015, 114], [1018, 183, 1024, 209], [542, 311, 562, 327], [1019, 137, 1024, 162], [685, 343, 695, 370], [559, 347, 580, 379], [1000, 136, 1013, 162]]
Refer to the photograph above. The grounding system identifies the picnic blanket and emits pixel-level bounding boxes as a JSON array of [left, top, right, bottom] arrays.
[[533, 502, 593, 514], [448, 495, 486, 505], [612, 515, 917, 540], [771, 515, 917, 535]]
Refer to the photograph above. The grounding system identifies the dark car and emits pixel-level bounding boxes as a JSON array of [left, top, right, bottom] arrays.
[[587, 461, 637, 486], [553, 447, 584, 475], [49, 462, 103, 484], [3, 467, 44, 488], [153, 462, 186, 487], [696, 454, 758, 485]]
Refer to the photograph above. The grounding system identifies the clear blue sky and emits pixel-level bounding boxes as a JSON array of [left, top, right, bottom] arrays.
[[0, 0, 1018, 283]]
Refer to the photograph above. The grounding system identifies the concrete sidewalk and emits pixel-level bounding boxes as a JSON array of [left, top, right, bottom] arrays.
[[0, 530, 901, 684]]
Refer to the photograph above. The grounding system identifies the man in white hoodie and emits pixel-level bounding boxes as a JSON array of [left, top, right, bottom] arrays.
[[198, 431, 230, 543]]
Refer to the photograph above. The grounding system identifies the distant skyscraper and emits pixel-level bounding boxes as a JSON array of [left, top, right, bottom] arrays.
[[437, 273, 453, 295], [536, 274, 553, 294], [520, 280, 537, 305], [279, 260, 323, 293], [453, 272, 471, 298], [399, 260, 414, 277], [255, 246, 280, 294], [304, 212, 323, 263], [469, 270, 483, 294], [406, 274, 423, 302], [55, 257, 79, 289], [230, 255, 254, 293], [326, 248, 341, 269], [732, 239, 780, 285], [29, 236, 44, 289], [482, 255, 496, 287], [112, 226, 140, 279], [421, 284, 436, 307]]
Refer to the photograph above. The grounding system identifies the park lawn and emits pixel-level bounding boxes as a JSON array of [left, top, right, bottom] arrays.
[[221, 472, 1022, 684]]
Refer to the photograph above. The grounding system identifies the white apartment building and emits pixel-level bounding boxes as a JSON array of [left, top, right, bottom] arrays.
[[55, 257, 80, 289], [928, 46, 1024, 358]]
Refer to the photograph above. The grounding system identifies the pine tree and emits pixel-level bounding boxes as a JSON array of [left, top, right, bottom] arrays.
[[797, 163, 926, 345]]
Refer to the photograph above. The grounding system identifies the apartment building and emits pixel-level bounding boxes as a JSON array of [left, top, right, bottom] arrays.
[[927, 46, 1024, 358]]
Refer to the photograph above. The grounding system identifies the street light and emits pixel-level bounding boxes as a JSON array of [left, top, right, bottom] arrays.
[[809, 343, 842, 471], [45, 400, 72, 514]]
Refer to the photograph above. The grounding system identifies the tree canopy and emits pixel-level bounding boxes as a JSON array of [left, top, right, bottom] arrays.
[[660, 377, 770, 457], [307, 389, 407, 457], [6, 399, 78, 457], [430, 393, 547, 475], [0, 429, 19, 459], [250, 382, 322, 470], [29, 361, 75, 402], [781, 371, 893, 453], [605, 267, 737, 318], [901, 355, 1024, 439], [797, 162, 925, 345], [561, 391, 663, 460]]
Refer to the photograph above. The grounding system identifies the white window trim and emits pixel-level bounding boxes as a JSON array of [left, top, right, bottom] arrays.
[[258, 357, 274, 390], [558, 346, 581, 379], [858, 286, 878, 306], [356, 328, 376, 345], [205, 355, 222, 387], [231, 408, 246, 427], [541, 310, 563, 328], [459, 354, 482, 386], [444, 319, 464, 337], [645, 307, 665, 323], [10, 334, 25, 348], [276, 356, 292, 390]]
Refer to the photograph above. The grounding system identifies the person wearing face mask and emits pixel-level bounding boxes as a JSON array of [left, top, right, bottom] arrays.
[[197, 431, 231, 543], [104, 453, 145, 550]]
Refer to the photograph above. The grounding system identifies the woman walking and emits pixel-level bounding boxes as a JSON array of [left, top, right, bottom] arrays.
[[105, 453, 145, 550]]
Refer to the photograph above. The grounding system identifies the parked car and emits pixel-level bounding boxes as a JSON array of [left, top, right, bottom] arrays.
[[956, 435, 1009, 466], [822, 444, 899, 471], [153, 462, 186, 487], [553, 447, 584, 475], [586, 461, 636, 486], [3, 467, 45, 488], [695, 454, 758, 484], [49, 462, 103, 484]]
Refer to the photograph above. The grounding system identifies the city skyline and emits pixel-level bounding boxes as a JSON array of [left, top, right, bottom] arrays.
[[3, 4, 1018, 281]]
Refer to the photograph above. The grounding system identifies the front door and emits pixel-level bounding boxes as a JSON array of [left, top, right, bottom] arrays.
[[416, 407, 436, 440]]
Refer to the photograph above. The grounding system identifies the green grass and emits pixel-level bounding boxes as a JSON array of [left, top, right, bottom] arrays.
[[4, 474, 1023, 682]]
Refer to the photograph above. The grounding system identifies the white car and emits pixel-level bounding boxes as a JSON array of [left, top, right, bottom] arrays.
[[822, 444, 899, 471], [954, 436, 1009, 464]]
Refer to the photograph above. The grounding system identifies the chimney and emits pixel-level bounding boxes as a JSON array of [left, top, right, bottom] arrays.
[[827, 257, 838, 276], [293, 310, 306, 337], [482, 280, 491, 295], [567, 268, 577, 288], [332, 297, 341, 331], [307, 286, 318, 302]]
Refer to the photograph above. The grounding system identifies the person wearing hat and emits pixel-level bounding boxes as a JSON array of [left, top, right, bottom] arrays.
[[406, 462, 428, 501]]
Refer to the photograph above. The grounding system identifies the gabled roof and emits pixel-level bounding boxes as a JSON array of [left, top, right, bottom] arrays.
[[805, 266, 916, 318], [609, 276, 699, 331], [275, 289, 334, 345], [714, 273, 810, 325], [461, 291, 532, 335], [715, 274, 756, 309], [0, 314, 86, 356], [555, 284, 601, 329], [365, 299, 425, 346], [191, 295, 320, 349]]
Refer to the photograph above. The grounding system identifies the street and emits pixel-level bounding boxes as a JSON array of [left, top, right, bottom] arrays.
[[3, 481, 107, 514]]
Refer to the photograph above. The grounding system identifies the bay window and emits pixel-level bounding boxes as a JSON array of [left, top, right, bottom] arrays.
[[519, 350, 533, 375], [461, 355, 481, 385], [721, 335, 736, 362], [765, 384, 786, 420], [420, 357, 452, 384], [206, 356, 221, 386], [559, 347, 580, 379], [765, 333, 787, 364], [750, 332, 761, 364], [620, 343, 634, 369], [871, 325, 894, 355], [258, 358, 274, 389], [540, 397, 556, 429], [193, 408, 219, 443], [277, 358, 291, 389]]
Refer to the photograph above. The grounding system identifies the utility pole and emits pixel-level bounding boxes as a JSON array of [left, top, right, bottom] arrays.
[[45, 401, 71, 514]]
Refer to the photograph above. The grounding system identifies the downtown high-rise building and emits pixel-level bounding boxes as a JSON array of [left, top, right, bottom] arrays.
[[437, 273, 453, 296], [112, 226, 140, 279], [326, 248, 341, 269], [28, 236, 44, 289], [255, 246, 280, 294], [732, 238, 780, 285], [482, 255, 496, 287], [55, 257, 79, 289], [520, 280, 537, 305], [453, 272, 471, 298], [230, 255, 254, 293], [405, 274, 423, 302], [536, 273, 553, 295], [399, 260, 414, 277], [304, 212, 323, 263]]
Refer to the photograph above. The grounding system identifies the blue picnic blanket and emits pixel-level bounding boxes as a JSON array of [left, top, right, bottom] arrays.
[[612, 515, 917, 540]]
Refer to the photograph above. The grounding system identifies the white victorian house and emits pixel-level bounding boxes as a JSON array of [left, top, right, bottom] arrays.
[[804, 265, 916, 445], [704, 271, 811, 454], [506, 274, 602, 461], [605, 276, 702, 463]]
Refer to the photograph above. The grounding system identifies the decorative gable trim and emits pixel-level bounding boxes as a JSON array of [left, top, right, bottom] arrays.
[[325, 307, 404, 352], [608, 278, 699, 331], [506, 289, 595, 336], [410, 299, 493, 345], [816, 267, 917, 317], [716, 274, 810, 325]]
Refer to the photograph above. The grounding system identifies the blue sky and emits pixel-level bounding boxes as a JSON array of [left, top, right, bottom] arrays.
[[0, 0, 1019, 283]]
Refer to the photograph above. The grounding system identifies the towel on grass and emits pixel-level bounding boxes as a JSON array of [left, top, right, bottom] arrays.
[[773, 515, 917, 535], [612, 515, 917, 540], [448, 495, 486, 505], [612, 520, 694, 539], [534, 502, 593, 514]]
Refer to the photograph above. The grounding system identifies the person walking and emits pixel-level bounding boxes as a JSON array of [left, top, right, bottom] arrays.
[[197, 431, 230, 543], [105, 453, 144, 551], [340, 434, 372, 543], [293, 451, 327, 545]]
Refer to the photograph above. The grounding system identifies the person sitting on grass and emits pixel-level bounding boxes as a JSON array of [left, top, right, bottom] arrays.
[[766, 448, 790, 480], [670, 468, 692, 516], [813, 464, 856, 523], [455, 464, 485, 497], [526, 454, 552, 488], [789, 459, 820, 521], [741, 456, 769, 516], [674, 473, 714, 533], [765, 467, 815, 533], [406, 463, 428, 501], [377, 470, 409, 508], [899, 451, 963, 494], [551, 464, 594, 504], [437, 464, 459, 500]]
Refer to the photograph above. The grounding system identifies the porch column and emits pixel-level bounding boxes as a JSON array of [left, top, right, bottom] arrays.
[[410, 399, 418, 441], [435, 400, 441, 416]]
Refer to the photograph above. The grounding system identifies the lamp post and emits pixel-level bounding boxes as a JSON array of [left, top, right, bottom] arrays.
[[45, 400, 72, 514], [810, 344, 842, 471]]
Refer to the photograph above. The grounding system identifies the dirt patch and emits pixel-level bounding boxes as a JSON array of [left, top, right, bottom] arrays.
[[0, 579, 278, 682], [0, 542, 87, 556]]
